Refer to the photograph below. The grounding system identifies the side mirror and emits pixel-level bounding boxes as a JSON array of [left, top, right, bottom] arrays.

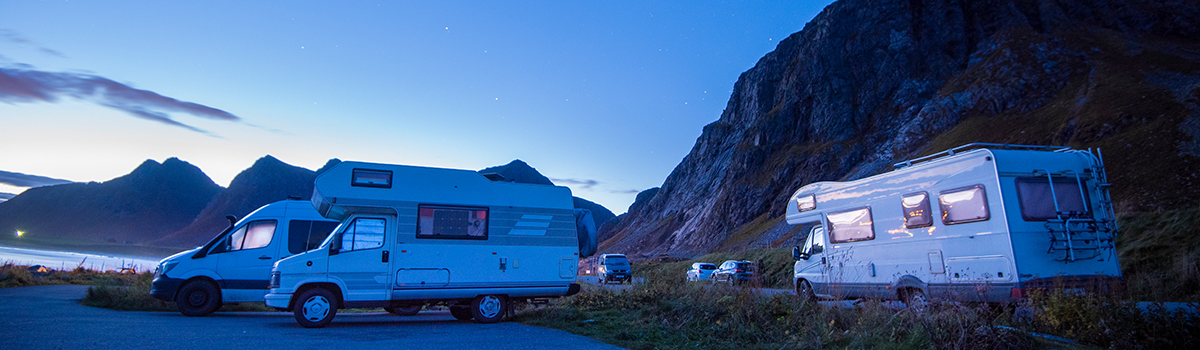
[[328, 234, 341, 255], [793, 246, 808, 261]]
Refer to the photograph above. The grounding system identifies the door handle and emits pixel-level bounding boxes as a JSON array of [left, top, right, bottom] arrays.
[[382, 250, 390, 263], [258, 256, 272, 260]]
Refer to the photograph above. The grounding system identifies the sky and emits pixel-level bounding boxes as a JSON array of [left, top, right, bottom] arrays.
[[0, 0, 835, 213]]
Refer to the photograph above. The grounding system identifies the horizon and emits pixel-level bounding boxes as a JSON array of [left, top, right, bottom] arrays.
[[0, 1, 836, 213]]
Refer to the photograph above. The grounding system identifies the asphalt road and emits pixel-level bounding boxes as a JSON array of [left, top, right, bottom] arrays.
[[0, 285, 624, 350]]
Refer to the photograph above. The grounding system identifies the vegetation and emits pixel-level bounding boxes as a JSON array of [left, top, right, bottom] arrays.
[[1118, 208, 1200, 302], [517, 263, 1196, 350]]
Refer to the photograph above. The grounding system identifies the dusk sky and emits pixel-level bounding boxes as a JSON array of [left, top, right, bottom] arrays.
[[0, 1, 834, 213]]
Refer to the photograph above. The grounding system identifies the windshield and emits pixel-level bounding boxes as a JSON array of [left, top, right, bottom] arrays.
[[603, 256, 629, 266]]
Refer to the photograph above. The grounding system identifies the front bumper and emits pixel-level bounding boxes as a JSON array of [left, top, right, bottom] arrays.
[[603, 272, 630, 281], [265, 292, 293, 309], [149, 276, 185, 302]]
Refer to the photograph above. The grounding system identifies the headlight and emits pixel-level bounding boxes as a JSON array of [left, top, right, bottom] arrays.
[[156, 261, 179, 278]]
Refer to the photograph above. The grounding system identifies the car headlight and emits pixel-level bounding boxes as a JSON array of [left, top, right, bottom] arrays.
[[156, 261, 179, 278]]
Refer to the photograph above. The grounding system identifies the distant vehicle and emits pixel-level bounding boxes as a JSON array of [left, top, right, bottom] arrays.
[[265, 161, 598, 327], [686, 262, 717, 282], [150, 200, 339, 316], [597, 253, 631, 284], [787, 144, 1123, 305], [711, 260, 755, 285]]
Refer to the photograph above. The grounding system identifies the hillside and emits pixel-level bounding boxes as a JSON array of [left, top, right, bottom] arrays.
[[601, 0, 1200, 258], [0, 158, 220, 245], [479, 160, 617, 227], [154, 156, 339, 248]]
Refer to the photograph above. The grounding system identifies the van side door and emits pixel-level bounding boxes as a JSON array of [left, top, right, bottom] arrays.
[[212, 219, 280, 302], [327, 216, 393, 302]]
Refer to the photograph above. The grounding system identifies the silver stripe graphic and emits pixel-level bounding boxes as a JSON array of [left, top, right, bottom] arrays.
[[515, 221, 551, 228], [521, 214, 553, 220], [508, 229, 547, 236]]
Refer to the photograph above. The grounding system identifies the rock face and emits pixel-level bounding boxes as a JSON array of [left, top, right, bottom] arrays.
[[603, 0, 1200, 258], [154, 156, 339, 247], [0, 158, 220, 244]]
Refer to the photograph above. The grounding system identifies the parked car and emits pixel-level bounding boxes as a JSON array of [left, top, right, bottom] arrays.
[[712, 260, 756, 285], [686, 262, 717, 282], [597, 253, 632, 284]]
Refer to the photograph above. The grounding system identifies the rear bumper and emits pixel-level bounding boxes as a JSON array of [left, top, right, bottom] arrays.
[[149, 276, 184, 302]]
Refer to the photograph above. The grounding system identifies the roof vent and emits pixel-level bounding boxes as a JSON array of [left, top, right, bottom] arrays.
[[481, 172, 506, 182]]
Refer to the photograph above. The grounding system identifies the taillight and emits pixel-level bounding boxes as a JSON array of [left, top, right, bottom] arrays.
[[735, 269, 744, 273]]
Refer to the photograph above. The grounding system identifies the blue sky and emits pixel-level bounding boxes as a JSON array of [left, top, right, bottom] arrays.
[[0, 1, 833, 213]]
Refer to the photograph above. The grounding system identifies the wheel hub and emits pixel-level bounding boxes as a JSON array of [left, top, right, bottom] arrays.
[[303, 296, 330, 321], [478, 296, 501, 318]]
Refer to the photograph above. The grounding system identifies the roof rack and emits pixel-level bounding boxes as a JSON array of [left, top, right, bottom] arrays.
[[894, 143, 1072, 168]]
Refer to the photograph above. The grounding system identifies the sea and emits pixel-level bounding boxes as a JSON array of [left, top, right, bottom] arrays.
[[0, 244, 164, 272]]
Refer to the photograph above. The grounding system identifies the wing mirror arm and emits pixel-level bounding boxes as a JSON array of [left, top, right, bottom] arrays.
[[793, 246, 810, 261]]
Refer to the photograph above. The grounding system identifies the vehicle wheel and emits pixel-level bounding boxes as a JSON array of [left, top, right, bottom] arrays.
[[728, 276, 736, 286], [904, 289, 928, 311], [294, 288, 337, 328], [176, 280, 221, 316], [796, 280, 816, 302], [471, 295, 508, 323], [385, 304, 422, 316], [450, 305, 473, 321]]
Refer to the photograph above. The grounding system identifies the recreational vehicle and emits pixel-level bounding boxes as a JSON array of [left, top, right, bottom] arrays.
[[150, 200, 340, 316], [786, 144, 1122, 305], [264, 161, 597, 327]]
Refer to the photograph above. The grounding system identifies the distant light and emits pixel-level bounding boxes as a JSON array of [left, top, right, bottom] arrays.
[[15, 230, 23, 237]]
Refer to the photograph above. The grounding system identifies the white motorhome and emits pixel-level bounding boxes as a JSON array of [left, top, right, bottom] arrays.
[[265, 161, 596, 327], [786, 144, 1122, 305], [150, 200, 340, 316]]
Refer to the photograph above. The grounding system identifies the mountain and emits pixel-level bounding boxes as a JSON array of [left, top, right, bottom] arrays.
[[155, 156, 340, 247], [602, 0, 1200, 258], [479, 160, 617, 227], [0, 193, 14, 202], [0, 158, 220, 244]]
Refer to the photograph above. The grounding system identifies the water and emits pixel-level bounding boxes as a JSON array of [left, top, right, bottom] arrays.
[[0, 245, 163, 272]]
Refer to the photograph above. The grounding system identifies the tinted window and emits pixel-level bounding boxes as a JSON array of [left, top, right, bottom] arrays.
[[339, 217, 386, 251], [828, 207, 874, 243], [700, 264, 716, 270], [902, 192, 933, 229], [417, 205, 488, 240], [288, 220, 340, 255], [939, 184, 990, 225], [218, 220, 277, 253], [1016, 177, 1091, 221], [351, 168, 392, 188]]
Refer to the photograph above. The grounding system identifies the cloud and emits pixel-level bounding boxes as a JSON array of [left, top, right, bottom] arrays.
[[551, 178, 600, 190], [608, 189, 641, 194], [0, 29, 65, 58], [0, 170, 73, 188], [0, 66, 241, 135]]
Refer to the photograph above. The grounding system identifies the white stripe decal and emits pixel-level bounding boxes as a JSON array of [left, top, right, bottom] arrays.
[[521, 214, 553, 220], [508, 229, 547, 236], [515, 221, 550, 228]]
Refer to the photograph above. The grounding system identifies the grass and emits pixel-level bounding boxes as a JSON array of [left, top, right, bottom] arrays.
[[518, 264, 1195, 350]]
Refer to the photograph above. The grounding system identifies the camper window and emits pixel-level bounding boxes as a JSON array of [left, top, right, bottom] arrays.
[[796, 194, 817, 212], [351, 168, 392, 188], [216, 220, 277, 253], [417, 205, 489, 240], [1015, 177, 1091, 221], [938, 184, 990, 225], [902, 192, 933, 229], [827, 207, 874, 243], [288, 220, 340, 255], [339, 217, 386, 251]]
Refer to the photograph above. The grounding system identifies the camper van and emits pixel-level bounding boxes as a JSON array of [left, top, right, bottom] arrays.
[[787, 144, 1122, 305], [265, 161, 597, 327], [150, 200, 339, 316]]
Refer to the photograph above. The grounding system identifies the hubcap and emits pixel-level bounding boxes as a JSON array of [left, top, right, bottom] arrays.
[[477, 296, 501, 318], [187, 290, 207, 307], [303, 296, 330, 321]]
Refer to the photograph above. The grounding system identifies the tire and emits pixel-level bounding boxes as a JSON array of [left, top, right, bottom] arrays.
[[293, 288, 338, 328], [796, 280, 816, 302], [450, 305, 473, 321], [904, 289, 928, 311], [471, 295, 508, 323], [385, 304, 422, 316], [176, 280, 221, 316]]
